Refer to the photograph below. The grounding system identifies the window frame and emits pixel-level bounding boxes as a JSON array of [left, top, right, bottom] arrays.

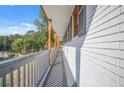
[[78, 5, 86, 37], [69, 16, 72, 41]]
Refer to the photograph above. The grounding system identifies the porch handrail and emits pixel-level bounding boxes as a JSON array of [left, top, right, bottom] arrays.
[[0, 48, 59, 87]]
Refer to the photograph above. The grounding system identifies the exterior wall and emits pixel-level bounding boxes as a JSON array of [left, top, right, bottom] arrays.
[[63, 5, 124, 86], [62, 47, 76, 86]]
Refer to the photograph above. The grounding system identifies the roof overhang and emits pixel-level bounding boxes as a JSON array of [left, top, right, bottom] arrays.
[[42, 5, 74, 40]]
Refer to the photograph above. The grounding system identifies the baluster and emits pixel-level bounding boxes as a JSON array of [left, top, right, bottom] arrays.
[[30, 62, 32, 87], [31, 62, 33, 87], [33, 60, 35, 87], [33, 61, 35, 87], [17, 68, 20, 87], [29, 63, 31, 87], [1, 74, 6, 87], [40, 57, 42, 78], [38, 60, 40, 82], [38, 59, 40, 84], [28, 63, 30, 87], [23, 64, 26, 87], [34, 61, 36, 87], [38, 60, 40, 85], [34, 61, 36, 86], [37, 61, 39, 86], [35, 58, 39, 86], [40, 60, 42, 81], [9, 72, 13, 87], [0, 77, 1, 87]]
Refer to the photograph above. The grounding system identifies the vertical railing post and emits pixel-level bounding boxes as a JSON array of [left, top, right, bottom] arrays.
[[34, 61, 36, 86], [1, 75, 6, 87], [36, 62, 38, 86], [35, 60, 38, 86], [0, 78, 1, 87], [39, 60, 41, 82], [37, 58, 40, 86], [48, 50, 51, 65], [23, 64, 26, 87], [33, 61, 35, 87], [17, 68, 20, 87], [0, 77, 1, 87], [36, 61, 38, 86], [10, 72, 13, 87], [28, 63, 30, 87], [31, 62, 33, 87]]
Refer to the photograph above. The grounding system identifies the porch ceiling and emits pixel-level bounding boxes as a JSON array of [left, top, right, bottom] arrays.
[[42, 5, 74, 40]]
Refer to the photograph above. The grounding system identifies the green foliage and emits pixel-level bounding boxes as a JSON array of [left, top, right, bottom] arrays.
[[0, 30, 48, 55], [35, 31, 48, 49], [34, 8, 48, 32], [51, 31, 54, 46], [12, 38, 24, 53], [34, 8, 54, 47], [0, 36, 15, 52], [34, 19, 48, 32], [40, 8, 46, 20], [60, 41, 64, 45], [0, 7, 54, 55]]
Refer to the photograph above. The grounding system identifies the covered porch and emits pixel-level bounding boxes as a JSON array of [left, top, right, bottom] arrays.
[[0, 5, 76, 87]]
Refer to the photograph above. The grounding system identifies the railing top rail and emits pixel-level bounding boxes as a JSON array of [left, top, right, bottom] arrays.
[[0, 49, 50, 67]]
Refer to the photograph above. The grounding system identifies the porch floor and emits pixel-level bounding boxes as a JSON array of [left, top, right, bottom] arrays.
[[43, 50, 67, 87]]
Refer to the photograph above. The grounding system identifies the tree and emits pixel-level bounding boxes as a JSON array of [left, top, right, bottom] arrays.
[[0, 36, 5, 51], [24, 34, 35, 53], [0, 7, 51, 56], [0, 36, 13, 52], [11, 38, 24, 55], [34, 7, 48, 31], [34, 31, 48, 50], [25, 30, 35, 36], [33, 8, 57, 49]]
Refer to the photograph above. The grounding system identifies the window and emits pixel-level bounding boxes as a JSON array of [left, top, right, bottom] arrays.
[[78, 5, 83, 12], [64, 32, 67, 43], [78, 5, 86, 36], [67, 27, 69, 42], [69, 16, 72, 41], [73, 5, 78, 37]]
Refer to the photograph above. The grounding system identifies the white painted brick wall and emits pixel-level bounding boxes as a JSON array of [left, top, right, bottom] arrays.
[[63, 5, 124, 86]]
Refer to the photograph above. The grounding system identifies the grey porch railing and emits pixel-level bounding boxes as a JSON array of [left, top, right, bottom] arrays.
[[0, 48, 59, 87]]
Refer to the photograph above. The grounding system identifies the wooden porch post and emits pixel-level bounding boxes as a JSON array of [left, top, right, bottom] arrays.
[[56, 35, 60, 48], [48, 19, 52, 49], [48, 19, 52, 65], [58, 38, 60, 48], [54, 32, 57, 48]]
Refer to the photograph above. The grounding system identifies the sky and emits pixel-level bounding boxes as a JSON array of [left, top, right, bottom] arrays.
[[0, 5, 40, 36]]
